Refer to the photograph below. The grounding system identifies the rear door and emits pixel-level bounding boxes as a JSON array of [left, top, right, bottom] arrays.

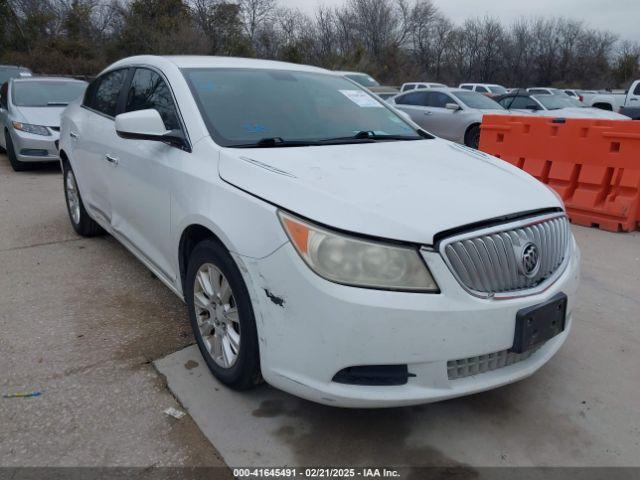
[[108, 67, 188, 281], [72, 68, 129, 224], [393, 91, 433, 130]]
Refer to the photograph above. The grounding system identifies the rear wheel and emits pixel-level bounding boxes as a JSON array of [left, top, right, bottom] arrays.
[[186, 239, 261, 390], [465, 124, 481, 149], [63, 162, 103, 236], [5, 132, 29, 171]]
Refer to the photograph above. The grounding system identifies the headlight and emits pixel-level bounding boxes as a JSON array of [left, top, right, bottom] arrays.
[[12, 122, 50, 136], [278, 211, 438, 292]]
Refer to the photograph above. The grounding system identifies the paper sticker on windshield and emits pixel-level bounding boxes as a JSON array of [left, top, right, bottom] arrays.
[[339, 90, 383, 108]]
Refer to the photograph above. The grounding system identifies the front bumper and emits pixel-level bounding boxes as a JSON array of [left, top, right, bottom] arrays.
[[11, 128, 60, 163], [238, 235, 581, 408]]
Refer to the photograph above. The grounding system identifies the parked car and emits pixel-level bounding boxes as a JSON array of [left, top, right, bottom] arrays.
[[0, 64, 32, 85], [401, 82, 447, 92], [459, 83, 508, 97], [59, 55, 580, 408], [334, 70, 399, 97], [495, 92, 630, 120], [527, 87, 571, 97], [0, 76, 87, 171], [622, 80, 640, 111], [578, 90, 626, 112], [389, 87, 507, 148]]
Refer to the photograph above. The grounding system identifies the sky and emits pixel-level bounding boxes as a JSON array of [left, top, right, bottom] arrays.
[[282, 0, 640, 43]]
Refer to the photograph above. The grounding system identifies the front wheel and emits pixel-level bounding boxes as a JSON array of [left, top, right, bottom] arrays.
[[63, 162, 103, 236], [5, 132, 29, 171], [464, 125, 481, 150], [186, 239, 261, 390]]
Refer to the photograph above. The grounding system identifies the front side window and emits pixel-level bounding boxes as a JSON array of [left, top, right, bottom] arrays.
[[184, 68, 422, 147], [403, 84, 415, 91], [90, 69, 128, 117], [125, 68, 180, 130], [460, 85, 473, 90], [510, 96, 541, 110], [634, 83, 640, 95], [11, 80, 87, 107], [475, 86, 488, 93], [426, 92, 455, 108], [452, 91, 504, 110]]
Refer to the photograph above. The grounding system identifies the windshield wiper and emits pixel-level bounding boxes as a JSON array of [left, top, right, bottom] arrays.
[[319, 130, 425, 144], [231, 137, 322, 148]]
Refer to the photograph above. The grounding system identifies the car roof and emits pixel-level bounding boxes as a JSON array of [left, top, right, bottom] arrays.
[[105, 55, 330, 75], [11, 76, 87, 84]]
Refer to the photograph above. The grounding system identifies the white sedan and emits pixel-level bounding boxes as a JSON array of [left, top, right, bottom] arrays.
[[59, 56, 580, 408], [496, 92, 630, 120]]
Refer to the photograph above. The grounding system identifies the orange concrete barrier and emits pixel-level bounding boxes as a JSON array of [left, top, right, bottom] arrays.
[[479, 115, 640, 232]]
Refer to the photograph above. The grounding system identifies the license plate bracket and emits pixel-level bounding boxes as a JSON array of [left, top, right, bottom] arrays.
[[511, 293, 567, 354]]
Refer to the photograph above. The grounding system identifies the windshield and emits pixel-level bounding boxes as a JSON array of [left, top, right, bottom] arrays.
[[345, 74, 381, 88], [452, 91, 504, 110], [12, 80, 87, 107], [0, 67, 31, 85], [488, 85, 507, 94], [533, 95, 584, 110], [183, 68, 422, 147]]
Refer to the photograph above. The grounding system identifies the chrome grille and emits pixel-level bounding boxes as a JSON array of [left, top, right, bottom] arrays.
[[447, 347, 540, 380], [441, 214, 571, 298]]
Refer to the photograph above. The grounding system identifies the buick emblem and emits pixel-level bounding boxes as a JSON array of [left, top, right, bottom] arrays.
[[520, 242, 540, 278]]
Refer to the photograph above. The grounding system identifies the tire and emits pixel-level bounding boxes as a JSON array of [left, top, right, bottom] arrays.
[[62, 162, 103, 237], [465, 124, 481, 149], [5, 131, 30, 171], [186, 239, 261, 390]]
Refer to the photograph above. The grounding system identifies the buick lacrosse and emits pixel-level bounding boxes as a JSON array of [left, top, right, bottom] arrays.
[[59, 56, 580, 408]]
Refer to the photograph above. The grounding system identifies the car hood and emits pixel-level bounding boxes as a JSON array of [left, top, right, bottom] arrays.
[[14, 106, 66, 127], [218, 139, 560, 244]]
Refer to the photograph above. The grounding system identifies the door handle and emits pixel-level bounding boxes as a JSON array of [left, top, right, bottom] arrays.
[[105, 154, 119, 165], [70, 132, 79, 139]]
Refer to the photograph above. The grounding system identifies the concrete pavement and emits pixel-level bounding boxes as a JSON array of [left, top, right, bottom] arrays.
[[1, 153, 639, 471]]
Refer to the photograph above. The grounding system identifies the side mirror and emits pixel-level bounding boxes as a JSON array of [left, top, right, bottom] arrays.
[[115, 109, 189, 151], [446, 103, 461, 111]]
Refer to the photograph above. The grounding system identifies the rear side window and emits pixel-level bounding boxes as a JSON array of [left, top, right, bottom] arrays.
[[85, 69, 128, 117], [125, 68, 180, 130], [403, 84, 415, 92], [395, 91, 428, 106], [475, 86, 488, 93], [460, 85, 473, 90]]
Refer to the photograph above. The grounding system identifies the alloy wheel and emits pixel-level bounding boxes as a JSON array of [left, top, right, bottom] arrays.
[[193, 263, 241, 369], [65, 169, 81, 225]]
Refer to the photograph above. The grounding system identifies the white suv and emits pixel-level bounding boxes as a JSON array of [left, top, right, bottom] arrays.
[[59, 56, 580, 408], [459, 83, 508, 97]]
